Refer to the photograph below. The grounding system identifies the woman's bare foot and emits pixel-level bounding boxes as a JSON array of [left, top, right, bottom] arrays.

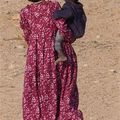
[[55, 56, 67, 65]]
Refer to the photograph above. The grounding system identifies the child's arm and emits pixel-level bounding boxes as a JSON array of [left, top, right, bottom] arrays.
[[53, 3, 73, 20]]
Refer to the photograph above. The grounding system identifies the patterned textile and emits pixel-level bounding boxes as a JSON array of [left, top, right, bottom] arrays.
[[20, 1, 83, 120]]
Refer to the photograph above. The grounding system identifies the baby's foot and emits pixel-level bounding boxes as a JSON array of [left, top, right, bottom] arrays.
[[55, 56, 67, 65]]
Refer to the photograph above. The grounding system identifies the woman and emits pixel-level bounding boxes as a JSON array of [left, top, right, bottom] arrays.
[[20, 0, 83, 119]]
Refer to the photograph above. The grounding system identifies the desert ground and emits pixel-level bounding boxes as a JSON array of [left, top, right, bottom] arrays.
[[0, 0, 120, 120]]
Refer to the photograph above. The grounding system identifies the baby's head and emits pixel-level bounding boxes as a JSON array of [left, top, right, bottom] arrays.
[[28, 0, 41, 2]]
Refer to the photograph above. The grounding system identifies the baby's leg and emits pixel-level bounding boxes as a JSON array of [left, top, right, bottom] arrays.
[[55, 30, 67, 65]]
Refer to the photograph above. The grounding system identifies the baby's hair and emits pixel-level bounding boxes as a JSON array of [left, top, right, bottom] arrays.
[[28, 0, 41, 2]]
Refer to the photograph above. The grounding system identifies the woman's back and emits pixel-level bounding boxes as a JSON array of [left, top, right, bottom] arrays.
[[20, 1, 83, 120], [20, 1, 59, 42]]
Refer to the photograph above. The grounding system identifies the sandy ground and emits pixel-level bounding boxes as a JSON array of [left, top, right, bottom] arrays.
[[0, 0, 120, 120]]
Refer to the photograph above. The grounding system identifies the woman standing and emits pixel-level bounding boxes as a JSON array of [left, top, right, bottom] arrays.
[[20, 0, 83, 119]]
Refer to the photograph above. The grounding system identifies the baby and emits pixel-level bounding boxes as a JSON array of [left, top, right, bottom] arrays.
[[53, 0, 87, 65]]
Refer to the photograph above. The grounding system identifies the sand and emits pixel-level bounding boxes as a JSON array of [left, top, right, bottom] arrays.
[[0, 0, 120, 120]]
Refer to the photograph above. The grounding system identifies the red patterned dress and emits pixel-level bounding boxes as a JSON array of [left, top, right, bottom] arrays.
[[20, 0, 83, 120]]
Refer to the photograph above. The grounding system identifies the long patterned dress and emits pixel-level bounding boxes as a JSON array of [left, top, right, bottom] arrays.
[[20, 1, 83, 120]]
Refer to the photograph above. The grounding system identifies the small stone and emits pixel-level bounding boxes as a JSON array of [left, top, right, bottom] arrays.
[[16, 45, 24, 49], [24, 54, 27, 57], [83, 64, 88, 67], [5, 1, 9, 3], [109, 69, 117, 73], [10, 86, 15, 88], [7, 12, 11, 15], [113, 70, 117, 73], [11, 14, 19, 20], [96, 35, 100, 39]]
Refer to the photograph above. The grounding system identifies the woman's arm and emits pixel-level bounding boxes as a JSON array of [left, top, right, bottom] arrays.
[[20, 7, 31, 45]]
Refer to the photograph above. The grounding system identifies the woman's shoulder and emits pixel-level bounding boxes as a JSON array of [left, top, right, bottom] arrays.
[[20, 5, 31, 16], [49, 0, 61, 8], [20, 0, 61, 15]]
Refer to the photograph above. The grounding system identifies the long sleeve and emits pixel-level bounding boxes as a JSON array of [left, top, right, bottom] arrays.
[[20, 8, 31, 45]]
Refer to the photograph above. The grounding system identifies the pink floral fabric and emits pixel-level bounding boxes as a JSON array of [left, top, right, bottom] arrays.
[[20, 1, 83, 120]]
